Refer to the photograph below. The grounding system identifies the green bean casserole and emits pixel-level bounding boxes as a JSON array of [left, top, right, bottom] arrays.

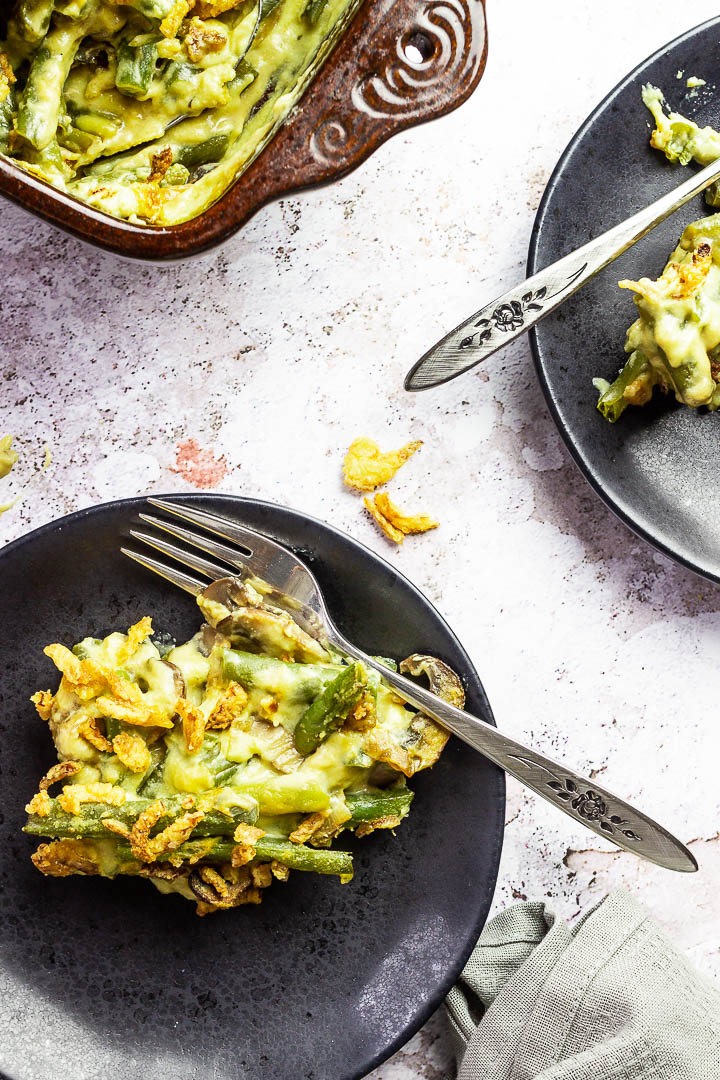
[[25, 575, 462, 914], [595, 85, 720, 421], [0, 0, 358, 224]]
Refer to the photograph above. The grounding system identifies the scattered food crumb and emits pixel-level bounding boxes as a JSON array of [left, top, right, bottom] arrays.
[[364, 492, 439, 544], [0, 434, 18, 480], [343, 436, 422, 492], [373, 492, 439, 535]]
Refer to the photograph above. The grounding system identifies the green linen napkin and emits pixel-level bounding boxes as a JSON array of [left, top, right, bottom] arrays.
[[446, 889, 720, 1079]]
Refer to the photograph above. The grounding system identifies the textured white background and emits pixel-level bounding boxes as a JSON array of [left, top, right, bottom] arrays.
[[3, 1, 720, 1075]]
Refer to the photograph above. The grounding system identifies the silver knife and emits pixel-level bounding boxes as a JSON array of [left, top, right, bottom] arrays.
[[405, 156, 720, 392]]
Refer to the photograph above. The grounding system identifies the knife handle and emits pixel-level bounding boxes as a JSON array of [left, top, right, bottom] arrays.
[[404, 155, 720, 391]]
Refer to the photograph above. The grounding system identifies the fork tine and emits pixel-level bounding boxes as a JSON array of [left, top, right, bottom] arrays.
[[138, 512, 250, 574], [121, 547, 204, 596], [130, 528, 229, 582], [148, 497, 276, 557]]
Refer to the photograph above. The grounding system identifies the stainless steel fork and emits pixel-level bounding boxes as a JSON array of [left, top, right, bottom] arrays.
[[122, 497, 697, 873]]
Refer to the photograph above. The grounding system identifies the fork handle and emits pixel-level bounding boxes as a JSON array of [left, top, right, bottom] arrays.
[[334, 636, 696, 872]]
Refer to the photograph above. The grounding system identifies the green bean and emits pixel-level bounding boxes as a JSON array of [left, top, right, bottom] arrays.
[[596, 349, 655, 422], [346, 787, 413, 823], [0, 90, 17, 154], [115, 40, 158, 98], [72, 109, 121, 138], [302, 0, 328, 23], [372, 656, 398, 672], [117, 835, 354, 877], [293, 663, 367, 756], [71, 638, 101, 660], [14, 0, 55, 42], [222, 648, 340, 703], [104, 716, 123, 742], [24, 795, 258, 838], [135, 756, 165, 795], [160, 161, 189, 185], [175, 134, 230, 169], [16, 20, 93, 149]]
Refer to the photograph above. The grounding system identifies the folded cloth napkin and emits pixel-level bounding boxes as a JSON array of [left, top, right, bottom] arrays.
[[445, 889, 720, 1080]]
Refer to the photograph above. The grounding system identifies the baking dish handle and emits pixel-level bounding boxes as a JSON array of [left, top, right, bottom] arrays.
[[263, 0, 488, 186]]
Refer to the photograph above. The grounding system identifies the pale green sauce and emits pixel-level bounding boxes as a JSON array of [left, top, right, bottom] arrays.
[[0, 0, 359, 224]]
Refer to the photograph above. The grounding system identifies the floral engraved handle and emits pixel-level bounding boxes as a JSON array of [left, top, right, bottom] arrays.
[[337, 637, 697, 873], [457, 265, 587, 349], [507, 756, 644, 842], [406, 260, 590, 389]]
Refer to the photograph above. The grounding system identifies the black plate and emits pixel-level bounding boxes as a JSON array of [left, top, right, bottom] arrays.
[[529, 16, 720, 582], [0, 495, 504, 1080]]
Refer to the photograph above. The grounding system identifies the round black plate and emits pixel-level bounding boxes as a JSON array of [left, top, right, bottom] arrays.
[[0, 495, 504, 1080], [529, 16, 720, 583]]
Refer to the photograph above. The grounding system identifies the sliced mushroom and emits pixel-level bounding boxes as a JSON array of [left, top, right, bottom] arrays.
[[249, 719, 304, 773], [162, 658, 186, 698], [398, 654, 465, 708], [198, 577, 328, 663], [367, 761, 400, 788], [197, 623, 230, 658]]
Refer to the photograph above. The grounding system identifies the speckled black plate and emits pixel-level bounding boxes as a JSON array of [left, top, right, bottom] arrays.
[[529, 16, 720, 583], [0, 494, 504, 1080]]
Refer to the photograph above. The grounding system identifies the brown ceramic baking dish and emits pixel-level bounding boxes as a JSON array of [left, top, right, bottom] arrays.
[[0, 0, 487, 260]]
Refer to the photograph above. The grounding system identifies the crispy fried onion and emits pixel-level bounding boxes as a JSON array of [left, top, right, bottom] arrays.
[[97, 693, 174, 729], [364, 493, 439, 545], [193, 0, 244, 17], [230, 823, 265, 867], [148, 147, 173, 184], [343, 693, 376, 732], [115, 796, 214, 862], [0, 52, 16, 105], [25, 790, 52, 816], [30, 689, 54, 721], [375, 493, 438, 536], [38, 760, 82, 790], [620, 242, 713, 303], [80, 717, 113, 753], [112, 731, 151, 773], [57, 782, 126, 815], [31, 838, 101, 877], [184, 16, 226, 60], [116, 617, 153, 664], [189, 863, 265, 915], [289, 798, 351, 845], [159, 0, 192, 37], [188, 860, 279, 914], [176, 697, 206, 753], [288, 812, 326, 844], [207, 681, 248, 729], [44, 624, 175, 729], [355, 814, 403, 838], [343, 437, 422, 492]]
